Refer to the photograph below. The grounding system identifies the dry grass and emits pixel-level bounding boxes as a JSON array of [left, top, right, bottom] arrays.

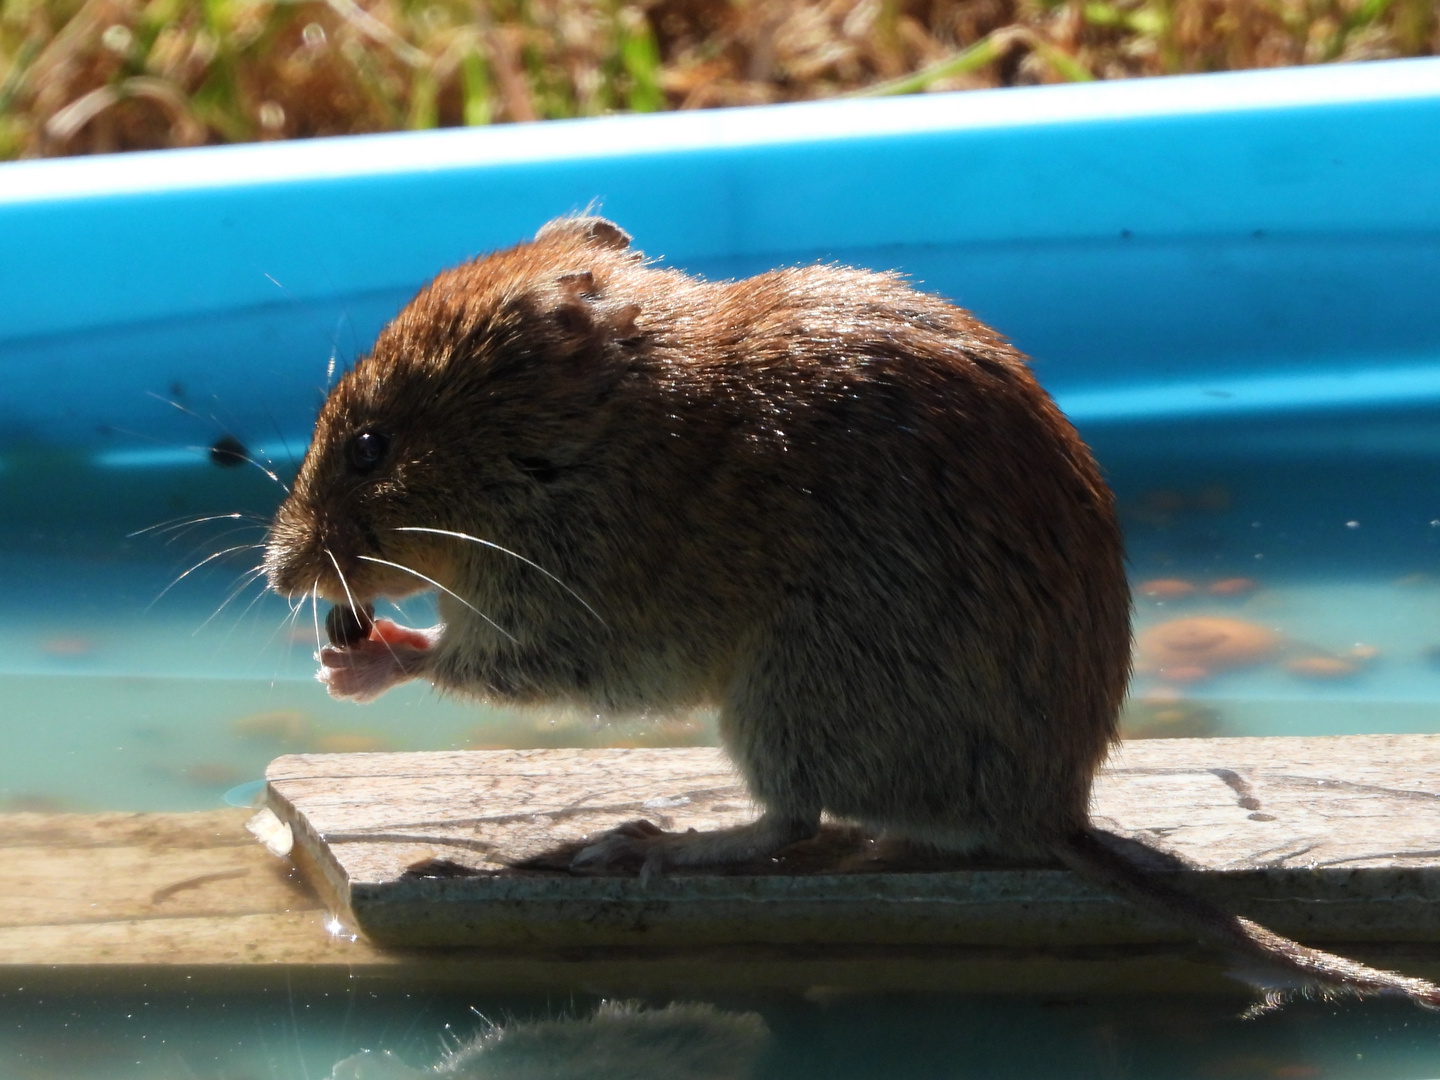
[[0, 0, 1435, 159]]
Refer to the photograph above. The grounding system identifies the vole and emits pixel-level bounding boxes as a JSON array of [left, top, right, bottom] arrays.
[[264, 214, 1440, 1008]]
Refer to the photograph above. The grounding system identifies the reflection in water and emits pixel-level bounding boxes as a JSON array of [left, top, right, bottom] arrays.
[[3, 988, 1440, 1079], [330, 1001, 769, 1080]]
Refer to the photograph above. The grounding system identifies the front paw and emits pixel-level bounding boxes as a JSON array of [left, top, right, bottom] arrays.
[[317, 620, 438, 702], [318, 640, 423, 702]]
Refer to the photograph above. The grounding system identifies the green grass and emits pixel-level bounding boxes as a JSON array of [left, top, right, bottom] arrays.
[[0, 0, 1434, 159]]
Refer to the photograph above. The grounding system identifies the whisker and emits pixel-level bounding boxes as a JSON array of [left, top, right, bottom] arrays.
[[236, 569, 277, 620], [383, 594, 423, 626], [311, 583, 323, 654], [250, 574, 307, 660], [328, 551, 410, 670], [107, 424, 188, 448], [263, 404, 302, 473], [148, 543, 268, 610], [226, 563, 269, 592], [121, 410, 294, 492], [144, 390, 210, 425], [220, 566, 284, 654], [392, 526, 605, 626], [325, 549, 364, 625], [223, 450, 290, 494], [129, 511, 267, 539], [282, 584, 306, 625], [192, 565, 269, 634], [151, 390, 234, 445], [205, 522, 269, 539], [326, 305, 360, 390], [146, 394, 290, 491], [356, 554, 516, 643], [168, 526, 269, 561], [270, 583, 315, 678]]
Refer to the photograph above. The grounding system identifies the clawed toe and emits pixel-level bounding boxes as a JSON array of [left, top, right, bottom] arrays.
[[571, 835, 632, 868], [571, 813, 818, 880], [572, 819, 669, 871]]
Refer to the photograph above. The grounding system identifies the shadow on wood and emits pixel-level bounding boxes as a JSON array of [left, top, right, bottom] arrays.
[[256, 735, 1440, 992], [3, 735, 1438, 996]]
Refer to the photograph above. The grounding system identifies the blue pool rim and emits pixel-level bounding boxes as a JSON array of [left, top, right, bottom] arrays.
[[2, 58, 1438, 453]]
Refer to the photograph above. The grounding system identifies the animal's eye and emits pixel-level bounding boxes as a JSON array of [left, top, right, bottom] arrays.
[[346, 431, 390, 474]]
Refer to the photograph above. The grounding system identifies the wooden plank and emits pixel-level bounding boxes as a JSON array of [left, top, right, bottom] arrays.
[[6, 734, 1440, 997], [0, 806, 1269, 995], [0, 810, 355, 983], [263, 735, 1440, 963]]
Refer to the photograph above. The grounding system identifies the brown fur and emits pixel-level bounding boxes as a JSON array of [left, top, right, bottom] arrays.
[[265, 215, 1440, 1007]]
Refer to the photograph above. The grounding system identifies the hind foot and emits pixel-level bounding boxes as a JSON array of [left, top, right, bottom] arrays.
[[572, 813, 818, 882]]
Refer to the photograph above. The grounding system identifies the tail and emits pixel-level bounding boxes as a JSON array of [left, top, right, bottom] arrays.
[[1055, 829, 1440, 1011]]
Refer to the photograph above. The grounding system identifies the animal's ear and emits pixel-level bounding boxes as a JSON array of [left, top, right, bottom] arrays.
[[610, 303, 641, 341], [556, 270, 596, 297], [548, 271, 641, 342], [534, 215, 632, 252], [549, 270, 598, 336]]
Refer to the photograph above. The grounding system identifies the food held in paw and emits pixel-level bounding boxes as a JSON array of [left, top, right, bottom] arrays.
[[325, 602, 376, 647]]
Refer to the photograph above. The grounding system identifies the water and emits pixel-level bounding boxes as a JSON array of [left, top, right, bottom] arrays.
[[1, 989, 1439, 1079], [7, 405, 1440, 810], [0, 443, 719, 812], [5, 403, 1440, 1076], [1111, 426, 1440, 743]]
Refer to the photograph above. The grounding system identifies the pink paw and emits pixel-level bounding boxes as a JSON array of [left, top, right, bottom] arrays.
[[318, 618, 438, 702]]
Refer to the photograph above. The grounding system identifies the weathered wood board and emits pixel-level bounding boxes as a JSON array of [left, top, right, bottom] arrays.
[[264, 735, 1440, 974], [3, 734, 1440, 997], [0, 804, 1252, 995], [0, 808, 356, 991]]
